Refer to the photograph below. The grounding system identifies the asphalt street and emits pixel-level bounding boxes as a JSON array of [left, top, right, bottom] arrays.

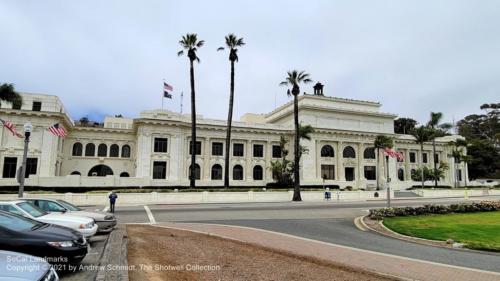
[[108, 196, 500, 273]]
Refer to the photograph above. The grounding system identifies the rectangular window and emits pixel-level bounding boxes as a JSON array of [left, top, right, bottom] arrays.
[[321, 165, 335, 180], [25, 158, 37, 178], [253, 144, 263, 158], [434, 153, 439, 163], [364, 166, 376, 180], [12, 102, 21, 110], [457, 169, 462, 181], [233, 143, 244, 157], [409, 152, 416, 163], [152, 161, 167, 179], [2, 157, 17, 178], [272, 145, 282, 158], [189, 141, 202, 155], [423, 153, 428, 163], [32, 101, 42, 111], [153, 138, 168, 153], [212, 142, 223, 156]]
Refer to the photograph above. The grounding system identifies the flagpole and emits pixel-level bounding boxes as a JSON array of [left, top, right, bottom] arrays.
[[162, 79, 165, 110]]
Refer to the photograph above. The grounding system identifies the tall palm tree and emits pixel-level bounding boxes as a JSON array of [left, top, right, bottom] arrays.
[[410, 126, 433, 188], [0, 83, 22, 108], [178, 34, 204, 188], [217, 34, 245, 188], [280, 71, 312, 201], [449, 139, 467, 188], [427, 112, 452, 188], [373, 135, 394, 190]]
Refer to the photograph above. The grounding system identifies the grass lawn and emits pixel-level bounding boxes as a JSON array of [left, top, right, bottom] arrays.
[[383, 211, 500, 251]]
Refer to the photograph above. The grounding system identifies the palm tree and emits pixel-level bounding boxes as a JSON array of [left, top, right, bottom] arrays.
[[427, 112, 452, 188], [373, 135, 394, 190], [410, 126, 433, 188], [0, 83, 22, 108], [280, 71, 313, 201], [217, 34, 245, 188], [178, 33, 204, 188], [449, 139, 467, 188]]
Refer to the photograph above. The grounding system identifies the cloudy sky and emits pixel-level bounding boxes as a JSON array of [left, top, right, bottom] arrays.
[[1, 0, 498, 126]]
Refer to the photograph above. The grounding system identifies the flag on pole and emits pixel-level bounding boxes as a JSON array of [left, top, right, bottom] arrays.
[[48, 123, 67, 137], [0, 118, 23, 138], [383, 147, 404, 161], [163, 82, 173, 99]]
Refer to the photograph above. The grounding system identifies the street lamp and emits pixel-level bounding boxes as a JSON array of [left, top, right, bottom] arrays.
[[18, 122, 33, 198], [386, 155, 391, 207]]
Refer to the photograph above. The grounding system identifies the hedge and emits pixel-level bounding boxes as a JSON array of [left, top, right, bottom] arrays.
[[369, 201, 500, 220]]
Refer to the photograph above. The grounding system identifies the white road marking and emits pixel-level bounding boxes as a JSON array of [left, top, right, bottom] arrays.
[[144, 205, 156, 224], [353, 216, 368, 231], [102, 206, 109, 212]]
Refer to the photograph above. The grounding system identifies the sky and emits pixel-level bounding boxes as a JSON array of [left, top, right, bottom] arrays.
[[1, 0, 499, 126]]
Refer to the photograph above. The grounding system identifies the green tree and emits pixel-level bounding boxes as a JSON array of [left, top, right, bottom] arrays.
[[373, 135, 394, 190], [394, 117, 418, 134], [269, 136, 293, 186], [411, 161, 449, 182], [280, 70, 313, 201], [217, 34, 245, 188], [410, 126, 433, 188], [0, 83, 22, 108], [178, 33, 204, 188], [449, 139, 467, 188], [427, 112, 452, 188]]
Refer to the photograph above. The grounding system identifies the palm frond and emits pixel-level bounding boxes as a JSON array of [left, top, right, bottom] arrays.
[[279, 81, 289, 86], [196, 40, 205, 48], [177, 50, 184, 56], [217, 47, 224, 51]]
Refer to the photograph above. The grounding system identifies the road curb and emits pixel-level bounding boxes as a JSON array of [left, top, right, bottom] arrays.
[[95, 225, 129, 281]]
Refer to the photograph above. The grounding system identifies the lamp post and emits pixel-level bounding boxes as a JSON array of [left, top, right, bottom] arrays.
[[18, 122, 33, 198], [386, 155, 391, 207]]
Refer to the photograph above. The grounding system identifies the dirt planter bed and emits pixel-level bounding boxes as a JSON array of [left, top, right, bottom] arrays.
[[127, 224, 397, 281]]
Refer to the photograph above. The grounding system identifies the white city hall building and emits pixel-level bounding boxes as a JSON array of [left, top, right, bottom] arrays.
[[0, 89, 467, 190]]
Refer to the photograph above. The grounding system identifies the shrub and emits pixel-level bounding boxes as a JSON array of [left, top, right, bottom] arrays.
[[368, 201, 500, 220]]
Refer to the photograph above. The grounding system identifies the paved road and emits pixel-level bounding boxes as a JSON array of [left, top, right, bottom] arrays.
[[113, 196, 500, 273]]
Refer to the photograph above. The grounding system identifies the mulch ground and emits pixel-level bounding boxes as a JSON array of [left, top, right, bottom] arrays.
[[127, 224, 398, 281]]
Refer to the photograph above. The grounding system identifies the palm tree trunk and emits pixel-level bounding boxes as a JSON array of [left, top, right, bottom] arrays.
[[376, 147, 380, 190], [189, 60, 197, 188], [292, 94, 301, 201], [420, 142, 424, 189], [464, 163, 468, 187], [432, 139, 438, 188], [224, 61, 235, 188]]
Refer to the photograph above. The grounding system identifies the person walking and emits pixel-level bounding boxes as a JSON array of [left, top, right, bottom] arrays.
[[108, 190, 118, 213]]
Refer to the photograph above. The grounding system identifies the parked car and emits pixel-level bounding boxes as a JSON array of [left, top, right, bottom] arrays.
[[25, 198, 116, 233], [0, 211, 88, 265], [0, 201, 97, 238], [0, 250, 59, 281]]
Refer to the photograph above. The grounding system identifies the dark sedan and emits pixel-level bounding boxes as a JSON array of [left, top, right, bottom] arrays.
[[0, 211, 88, 265]]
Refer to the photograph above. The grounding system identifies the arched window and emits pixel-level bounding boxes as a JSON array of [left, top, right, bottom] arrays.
[[121, 145, 131, 158], [398, 168, 405, 181], [120, 172, 130, 177], [110, 144, 119, 157], [363, 148, 376, 159], [189, 164, 201, 180], [343, 146, 356, 158], [233, 165, 243, 180], [211, 164, 222, 180], [72, 142, 83, 156], [320, 145, 335, 157], [253, 165, 263, 180], [97, 144, 107, 157], [85, 143, 95, 157], [88, 165, 113, 176], [70, 171, 81, 176]]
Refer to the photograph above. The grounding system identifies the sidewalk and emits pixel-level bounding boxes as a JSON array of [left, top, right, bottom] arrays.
[[154, 222, 500, 281]]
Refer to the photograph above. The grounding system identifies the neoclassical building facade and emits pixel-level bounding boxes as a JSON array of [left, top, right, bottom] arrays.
[[0, 91, 467, 190]]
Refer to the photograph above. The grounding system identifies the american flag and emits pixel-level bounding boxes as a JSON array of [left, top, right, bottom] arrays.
[[384, 147, 404, 161], [0, 118, 23, 138], [163, 82, 173, 92], [48, 123, 67, 137]]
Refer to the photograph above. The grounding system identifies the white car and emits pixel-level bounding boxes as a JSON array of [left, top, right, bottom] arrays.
[[0, 250, 59, 281], [0, 201, 97, 238]]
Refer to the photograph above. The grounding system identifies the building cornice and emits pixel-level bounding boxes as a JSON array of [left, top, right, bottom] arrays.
[[0, 109, 73, 129]]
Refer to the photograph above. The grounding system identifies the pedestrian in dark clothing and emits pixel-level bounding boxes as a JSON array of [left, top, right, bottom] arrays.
[[108, 191, 118, 213]]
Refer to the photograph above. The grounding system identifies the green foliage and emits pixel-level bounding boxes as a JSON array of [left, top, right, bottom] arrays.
[[411, 161, 449, 181], [373, 135, 394, 149], [177, 33, 204, 62], [457, 103, 500, 179], [218, 33, 245, 62], [394, 117, 417, 134], [410, 126, 433, 144], [0, 83, 23, 108], [369, 201, 500, 220]]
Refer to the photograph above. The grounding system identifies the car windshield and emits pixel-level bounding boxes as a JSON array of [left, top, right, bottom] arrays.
[[56, 200, 81, 211], [0, 212, 44, 231], [16, 202, 47, 218]]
